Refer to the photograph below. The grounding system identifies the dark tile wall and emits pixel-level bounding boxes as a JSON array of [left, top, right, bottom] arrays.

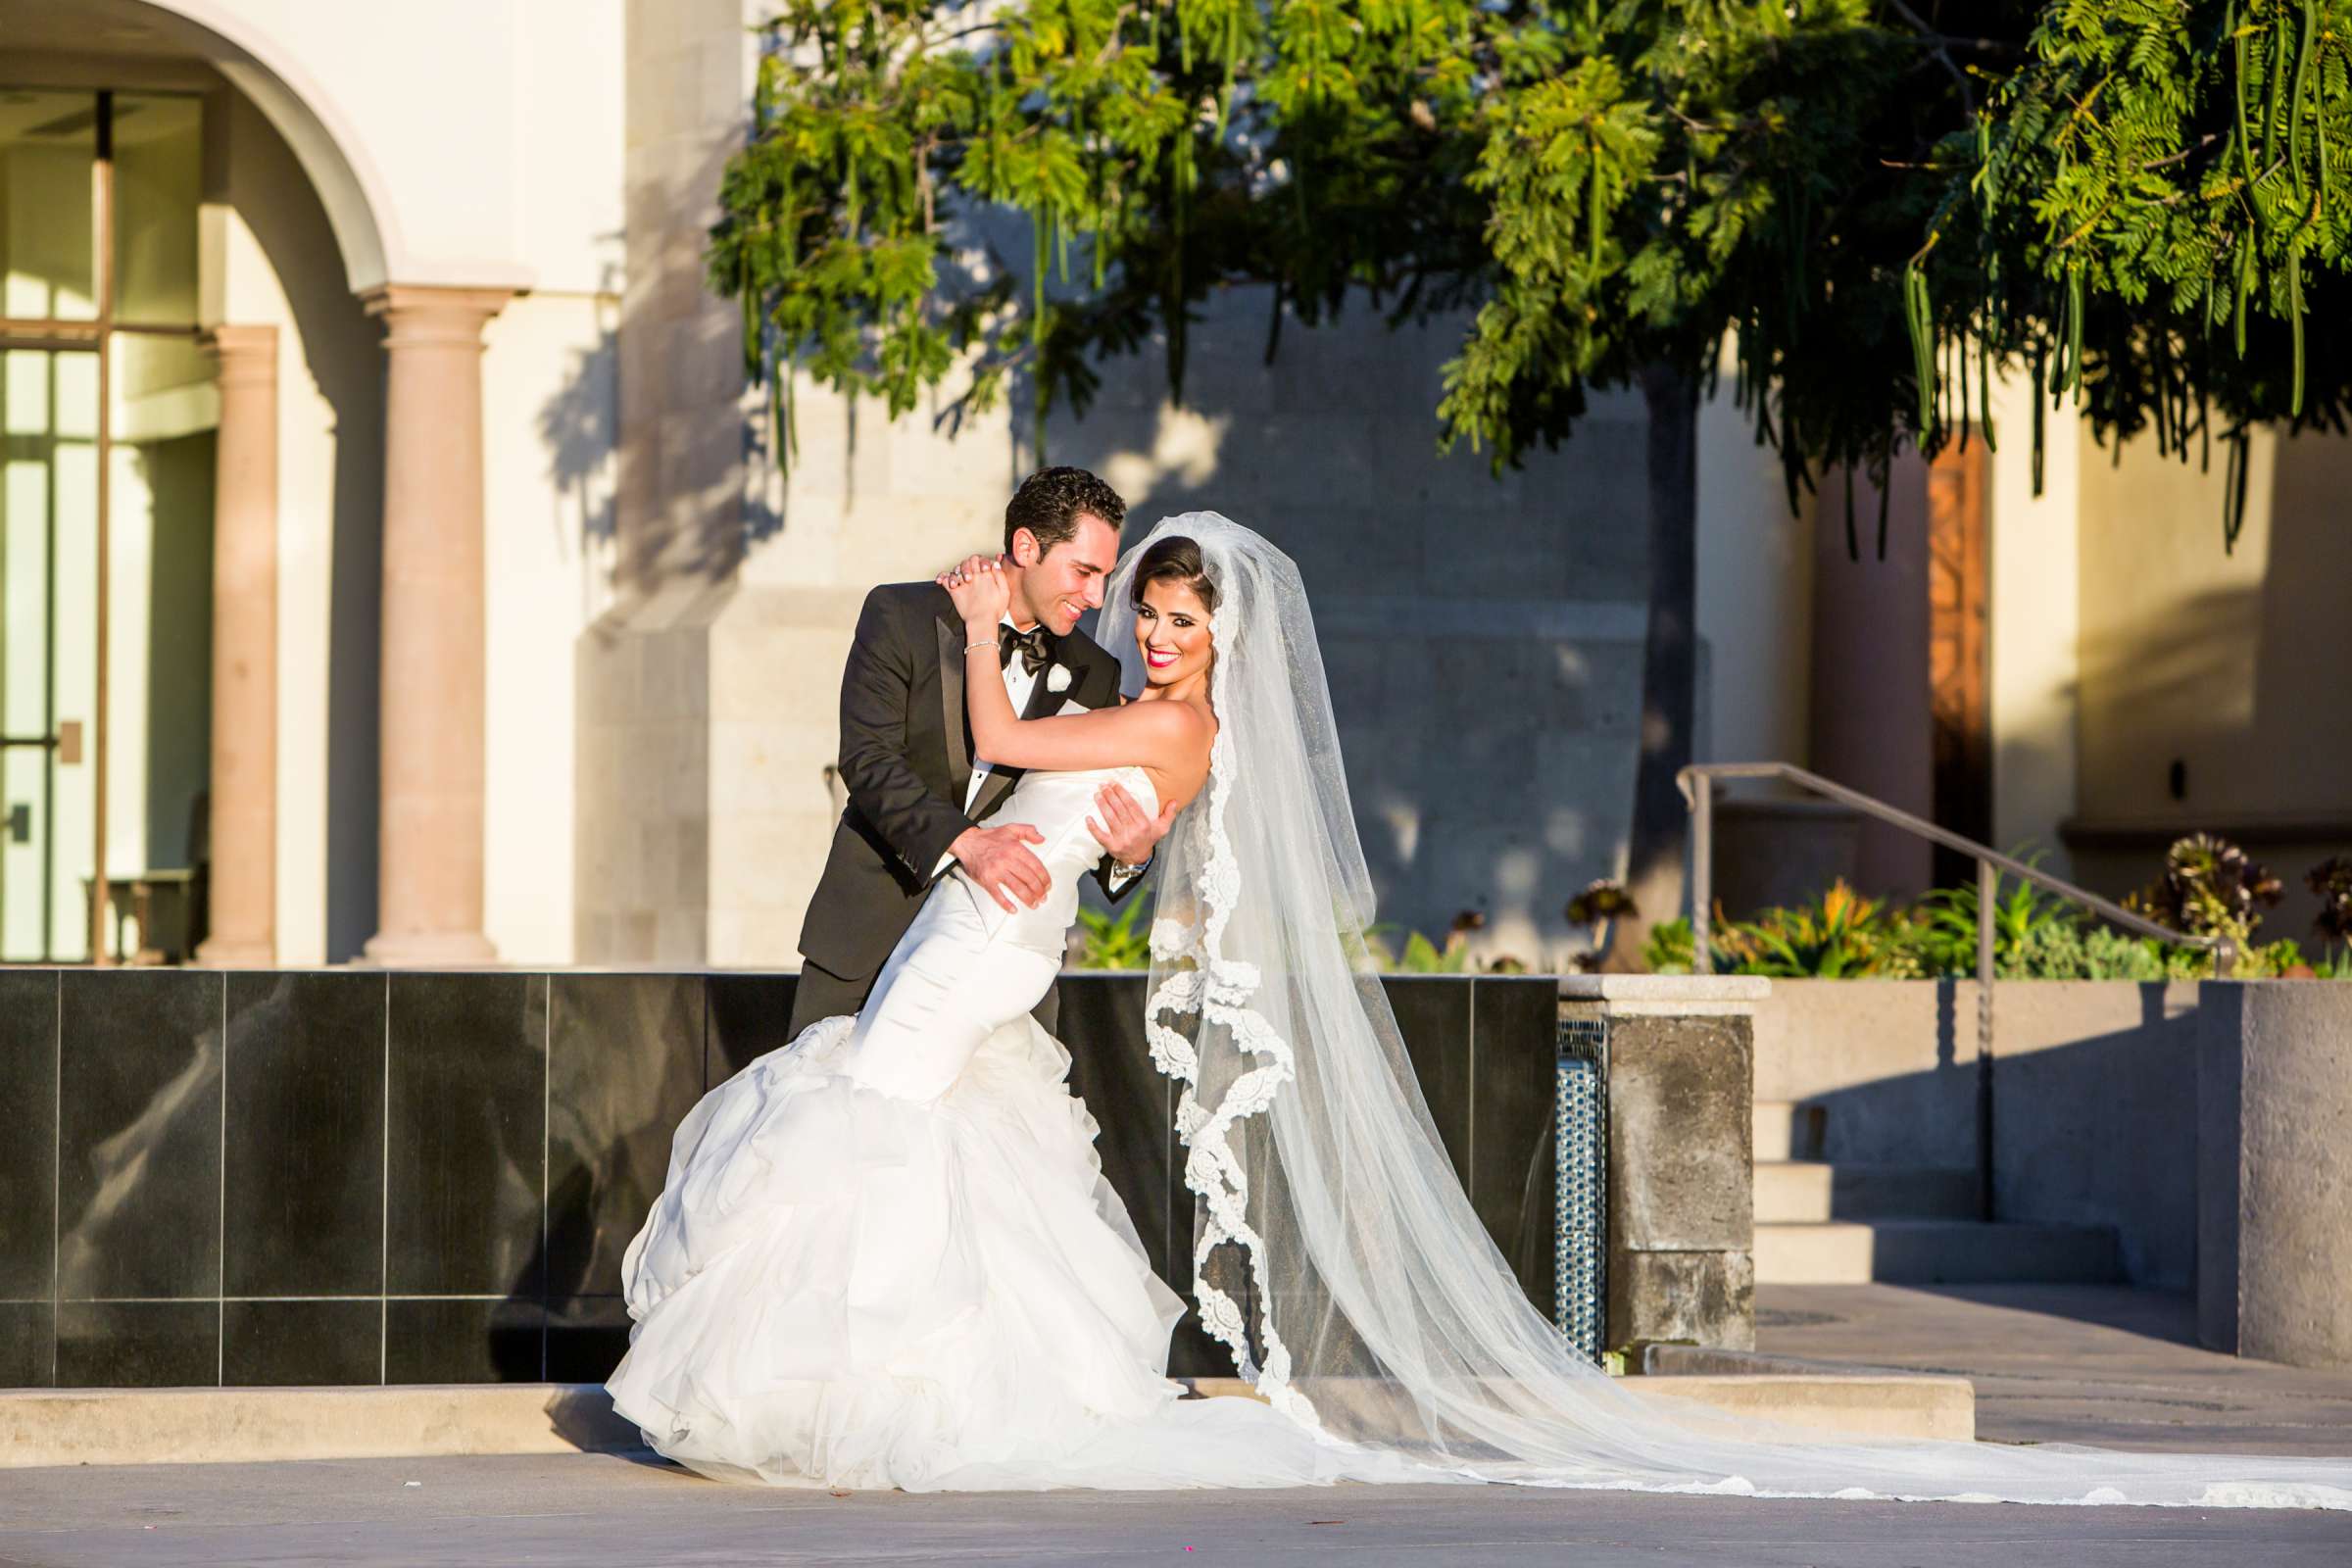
[[223, 972, 385, 1298], [1, 968, 1557, 1390], [222, 1298, 382, 1387], [1470, 977, 1567, 1319], [57, 970, 222, 1302], [546, 973, 704, 1302], [385, 973, 547, 1298], [0, 972, 58, 1320]]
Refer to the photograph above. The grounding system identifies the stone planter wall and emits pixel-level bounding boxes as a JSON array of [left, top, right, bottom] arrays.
[[2198, 981, 2352, 1370]]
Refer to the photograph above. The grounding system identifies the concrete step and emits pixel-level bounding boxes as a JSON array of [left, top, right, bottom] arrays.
[[1754, 1159, 1836, 1222], [1755, 1161, 1981, 1223], [1755, 1219, 2122, 1286], [1751, 1100, 1824, 1162], [0, 1385, 640, 1470], [4, 1373, 1975, 1469], [1189, 1375, 1972, 1443]]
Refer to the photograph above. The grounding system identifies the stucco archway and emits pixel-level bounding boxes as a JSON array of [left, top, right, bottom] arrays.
[[0, 0, 401, 292]]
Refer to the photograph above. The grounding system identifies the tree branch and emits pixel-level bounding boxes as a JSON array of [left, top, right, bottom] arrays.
[[1884, 0, 1975, 116]]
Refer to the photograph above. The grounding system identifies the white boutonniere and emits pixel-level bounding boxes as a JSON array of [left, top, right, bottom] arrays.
[[1046, 663, 1073, 694]]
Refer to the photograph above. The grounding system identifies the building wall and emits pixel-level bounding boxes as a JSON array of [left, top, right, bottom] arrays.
[[2072, 423, 2352, 935], [576, 7, 1820, 974], [482, 290, 619, 963], [1986, 367, 2082, 880], [158, 0, 625, 961]]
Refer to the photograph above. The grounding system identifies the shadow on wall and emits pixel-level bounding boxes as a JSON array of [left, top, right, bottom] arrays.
[[1039, 283, 1652, 967], [600, 139, 758, 599], [224, 90, 383, 961], [539, 256, 620, 624]]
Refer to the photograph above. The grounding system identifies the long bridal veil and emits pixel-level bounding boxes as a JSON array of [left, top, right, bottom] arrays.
[[1097, 513, 2350, 1509]]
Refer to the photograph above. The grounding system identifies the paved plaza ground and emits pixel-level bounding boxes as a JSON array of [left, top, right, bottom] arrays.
[[1756, 1284, 2352, 1454], [1, 1286, 2345, 1566]]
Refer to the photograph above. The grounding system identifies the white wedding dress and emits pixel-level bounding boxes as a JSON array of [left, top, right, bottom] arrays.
[[607, 760, 1439, 1491]]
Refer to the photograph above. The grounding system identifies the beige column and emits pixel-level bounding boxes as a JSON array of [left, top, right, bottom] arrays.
[[360, 285, 514, 966], [193, 325, 280, 967]]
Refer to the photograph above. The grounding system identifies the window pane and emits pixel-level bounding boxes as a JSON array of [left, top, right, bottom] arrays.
[[114, 94, 203, 327], [0, 347, 101, 959], [0, 90, 99, 322]]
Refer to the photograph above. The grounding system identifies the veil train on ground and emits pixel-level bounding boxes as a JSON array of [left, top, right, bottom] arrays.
[[1096, 513, 2352, 1510]]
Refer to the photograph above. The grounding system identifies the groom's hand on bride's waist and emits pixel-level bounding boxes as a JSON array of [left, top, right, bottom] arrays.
[[951, 822, 1052, 911]]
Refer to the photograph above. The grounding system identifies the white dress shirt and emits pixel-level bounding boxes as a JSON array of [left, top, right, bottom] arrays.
[[963, 613, 1038, 813]]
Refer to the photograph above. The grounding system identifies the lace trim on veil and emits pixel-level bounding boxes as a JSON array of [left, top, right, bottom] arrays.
[[1143, 649, 1323, 1434]]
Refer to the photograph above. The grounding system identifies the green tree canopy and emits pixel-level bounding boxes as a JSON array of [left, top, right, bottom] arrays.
[[712, 2, 2352, 537], [710, 1, 2352, 956]]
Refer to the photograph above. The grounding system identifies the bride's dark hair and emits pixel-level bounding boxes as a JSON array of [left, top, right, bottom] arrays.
[[1127, 535, 1219, 612]]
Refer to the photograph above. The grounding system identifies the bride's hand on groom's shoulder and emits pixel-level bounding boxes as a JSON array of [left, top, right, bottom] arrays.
[[938, 555, 1010, 627]]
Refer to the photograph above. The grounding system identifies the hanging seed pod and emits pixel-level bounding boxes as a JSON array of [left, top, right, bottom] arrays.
[[2234, 233, 2255, 356], [2066, 269, 2084, 401], [1904, 261, 1936, 431], [2031, 343, 2047, 497], [1588, 133, 1604, 272], [1956, 329, 1970, 453], [2223, 428, 2251, 553], [1978, 323, 1996, 452], [2288, 245, 2305, 417], [2235, 8, 2259, 213], [2292, 0, 2318, 205]]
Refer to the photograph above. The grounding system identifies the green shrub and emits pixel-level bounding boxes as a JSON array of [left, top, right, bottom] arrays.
[[1628, 839, 2352, 982], [1643, 917, 1697, 976], [1714, 882, 1913, 978], [1899, 862, 2074, 978], [1073, 897, 1152, 970], [2008, 921, 2167, 981], [1361, 923, 1477, 973]]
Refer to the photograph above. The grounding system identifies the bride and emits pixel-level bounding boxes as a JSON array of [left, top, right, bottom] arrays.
[[610, 515, 2352, 1508]]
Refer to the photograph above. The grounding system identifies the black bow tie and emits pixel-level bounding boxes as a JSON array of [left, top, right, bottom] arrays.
[[998, 622, 1052, 675]]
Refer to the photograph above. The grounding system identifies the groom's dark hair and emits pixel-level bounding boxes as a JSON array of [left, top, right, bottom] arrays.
[[1005, 466, 1126, 556]]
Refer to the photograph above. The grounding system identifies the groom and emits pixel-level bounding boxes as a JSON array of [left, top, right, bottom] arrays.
[[788, 466, 1176, 1036]]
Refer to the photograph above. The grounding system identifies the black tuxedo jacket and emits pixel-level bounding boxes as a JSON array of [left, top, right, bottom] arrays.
[[798, 581, 1134, 983]]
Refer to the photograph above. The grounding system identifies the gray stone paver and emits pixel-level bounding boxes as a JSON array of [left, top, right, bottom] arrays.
[[4, 1286, 2347, 1565], [1756, 1284, 2352, 1453], [0, 1457, 2342, 1560], [0, 1450, 2346, 1567]]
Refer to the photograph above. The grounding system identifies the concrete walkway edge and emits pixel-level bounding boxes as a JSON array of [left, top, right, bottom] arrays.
[[2, 1373, 1974, 1470]]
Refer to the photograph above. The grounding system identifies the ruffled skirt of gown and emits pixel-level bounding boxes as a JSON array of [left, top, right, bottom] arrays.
[[605, 1006, 1441, 1491]]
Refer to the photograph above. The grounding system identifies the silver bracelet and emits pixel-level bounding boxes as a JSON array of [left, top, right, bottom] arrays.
[[964, 640, 996, 654]]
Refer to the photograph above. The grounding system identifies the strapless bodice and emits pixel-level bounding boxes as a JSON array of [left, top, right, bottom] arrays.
[[947, 763, 1158, 956]]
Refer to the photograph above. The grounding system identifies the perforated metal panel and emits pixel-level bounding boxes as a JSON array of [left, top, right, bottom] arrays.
[[1554, 1013, 1608, 1362]]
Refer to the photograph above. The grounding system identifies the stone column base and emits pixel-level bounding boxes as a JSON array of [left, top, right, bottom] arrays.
[[191, 938, 277, 968], [359, 929, 502, 967]]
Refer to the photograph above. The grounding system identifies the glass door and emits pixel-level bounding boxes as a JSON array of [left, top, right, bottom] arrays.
[[0, 345, 98, 959], [0, 86, 207, 961]]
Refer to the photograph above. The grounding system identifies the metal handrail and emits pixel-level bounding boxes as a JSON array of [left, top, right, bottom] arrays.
[[1676, 761, 2236, 1223]]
